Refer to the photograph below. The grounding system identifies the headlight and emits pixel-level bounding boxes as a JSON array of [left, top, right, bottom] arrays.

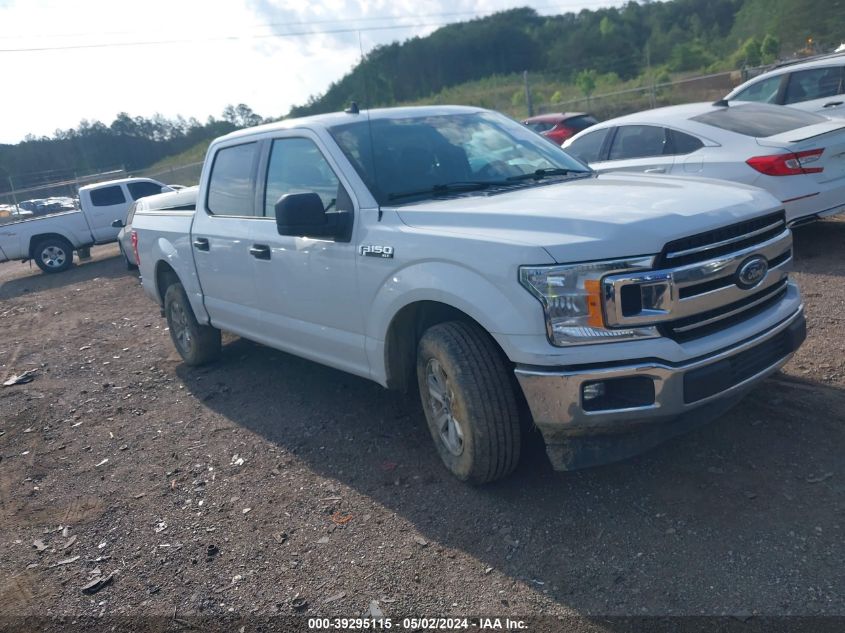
[[520, 257, 659, 346]]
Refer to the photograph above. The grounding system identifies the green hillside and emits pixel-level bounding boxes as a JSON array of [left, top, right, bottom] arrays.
[[3, 0, 843, 199], [290, 0, 845, 118]]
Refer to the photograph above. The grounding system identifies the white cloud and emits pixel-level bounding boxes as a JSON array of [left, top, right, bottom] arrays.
[[0, 0, 619, 143]]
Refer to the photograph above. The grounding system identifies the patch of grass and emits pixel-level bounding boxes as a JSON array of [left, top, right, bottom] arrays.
[[144, 141, 209, 173]]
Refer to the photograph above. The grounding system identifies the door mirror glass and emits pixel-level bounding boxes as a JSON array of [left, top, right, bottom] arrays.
[[275, 192, 339, 239]]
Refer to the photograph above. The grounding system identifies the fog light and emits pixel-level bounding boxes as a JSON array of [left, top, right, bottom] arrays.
[[581, 376, 656, 412], [583, 382, 606, 401]]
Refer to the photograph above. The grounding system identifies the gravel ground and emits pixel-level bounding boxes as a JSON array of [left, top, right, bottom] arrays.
[[0, 219, 843, 629]]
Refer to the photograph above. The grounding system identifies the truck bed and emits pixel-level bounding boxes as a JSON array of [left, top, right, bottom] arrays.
[[0, 210, 94, 263]]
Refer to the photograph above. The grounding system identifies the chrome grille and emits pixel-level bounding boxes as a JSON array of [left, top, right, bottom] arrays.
[[657, 212, 786, 267], [602, 212, 793, 341]]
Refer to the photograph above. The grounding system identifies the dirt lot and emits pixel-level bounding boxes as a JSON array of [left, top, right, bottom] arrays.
[[0, 220, 843, 629]]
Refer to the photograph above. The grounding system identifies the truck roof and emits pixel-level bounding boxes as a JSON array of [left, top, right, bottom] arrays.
[[78, 176, 161, 193], [218, 105, 486, 142]]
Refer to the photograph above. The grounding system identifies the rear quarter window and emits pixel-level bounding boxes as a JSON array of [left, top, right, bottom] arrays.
[[90, 185, 126, 206], [668, 129, 704, 154], [691, 104, 827, 137]]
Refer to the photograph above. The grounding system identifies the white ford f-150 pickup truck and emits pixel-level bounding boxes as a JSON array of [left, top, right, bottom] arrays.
[[133, 106, 806, 483], [0, 177, 170, 273]]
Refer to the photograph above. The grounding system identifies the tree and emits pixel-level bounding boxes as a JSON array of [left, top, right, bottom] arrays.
[[222, 104, 264, 128], [668, 42, 715, 72], [740, 37, 762, 67], [761, 33, 780, 63], [575, 69, 597, 100]]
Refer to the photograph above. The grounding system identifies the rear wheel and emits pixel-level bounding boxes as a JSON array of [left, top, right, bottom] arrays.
[[119, 243, 137, 270], [416, 321, 521, 484], [33, 237, 73, 273], [164, 282, 221, 365]]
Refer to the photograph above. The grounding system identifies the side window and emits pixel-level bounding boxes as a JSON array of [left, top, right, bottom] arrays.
[[732, 75, 783, 104], [90, 185, 126, 206], [127, 181, 164, 200], [565, 128, 609, 164], [207, 142, 258, 216], [667, 129, 704, 155], [264, 137, 350, 218], [526, 121, 554, 133], [784, 67, 844, 104], [608, 125, 668, 161]]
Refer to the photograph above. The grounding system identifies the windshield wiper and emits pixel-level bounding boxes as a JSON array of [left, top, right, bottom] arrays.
[[506, 167, 580, 182], [388, 180, 511, 201]]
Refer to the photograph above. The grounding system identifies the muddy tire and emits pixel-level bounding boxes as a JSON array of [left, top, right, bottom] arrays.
[[164, 282, 221, 366], [416, 320, 521, 484], [33, 237, 73, 273]]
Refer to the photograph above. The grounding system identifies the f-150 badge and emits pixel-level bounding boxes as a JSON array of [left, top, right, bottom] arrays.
[[360, 245, 394, 258]]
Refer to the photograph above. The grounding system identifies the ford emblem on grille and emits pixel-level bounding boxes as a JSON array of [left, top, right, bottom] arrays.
[[736, 255, 769, 289]]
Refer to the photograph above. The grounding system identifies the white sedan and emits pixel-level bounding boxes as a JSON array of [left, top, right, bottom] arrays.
[[563, 102, 845, 225]]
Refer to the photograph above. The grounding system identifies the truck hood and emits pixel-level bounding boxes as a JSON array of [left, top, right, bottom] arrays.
[[392, 172, 781, 263]]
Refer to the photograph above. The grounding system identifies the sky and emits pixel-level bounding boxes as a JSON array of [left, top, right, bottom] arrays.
[[0, 0, 621, 144]]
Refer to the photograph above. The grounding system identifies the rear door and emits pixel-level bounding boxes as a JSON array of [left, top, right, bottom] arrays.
[[590, 124, 675, 174], [190, 141, 265, 339]]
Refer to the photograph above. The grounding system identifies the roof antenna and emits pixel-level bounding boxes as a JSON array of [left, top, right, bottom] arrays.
[[712, 99, 730, 107], [345, 101, 359, 115]]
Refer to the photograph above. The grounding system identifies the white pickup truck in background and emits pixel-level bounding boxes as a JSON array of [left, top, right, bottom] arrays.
[[0, 177, 171, 273], [132, 105, 806, 483]]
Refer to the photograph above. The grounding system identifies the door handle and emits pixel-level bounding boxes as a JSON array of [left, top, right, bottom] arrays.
[[249, 244, 271, 260], [823, 101, 844, 108], [644, 167, 666, 174], [193, 237, 209, 251]]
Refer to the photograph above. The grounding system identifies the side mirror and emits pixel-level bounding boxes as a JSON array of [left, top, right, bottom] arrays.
[[275, 192, 349, 240], [112, 219, 125, 228]]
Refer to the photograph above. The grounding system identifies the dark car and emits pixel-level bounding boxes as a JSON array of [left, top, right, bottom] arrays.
[[522, 112, 599, 145]]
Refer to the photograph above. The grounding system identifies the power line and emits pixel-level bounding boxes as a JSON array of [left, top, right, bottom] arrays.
[[0, 21, 455, 52], [0, 3, 600, 41], [0, 1, 627, 52]]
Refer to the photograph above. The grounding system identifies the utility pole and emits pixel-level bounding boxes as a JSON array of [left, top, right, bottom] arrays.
[[646, 42, 656, 109], [523, 71, 534, 117], [8, 176, 18, 207]]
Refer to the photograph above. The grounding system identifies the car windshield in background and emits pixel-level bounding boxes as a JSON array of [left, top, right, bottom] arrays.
[[691, 104, 827, 138], [328, 111, 590, 205]]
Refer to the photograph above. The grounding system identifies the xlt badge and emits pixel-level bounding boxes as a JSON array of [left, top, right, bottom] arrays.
[[360, 245, 394, 258]]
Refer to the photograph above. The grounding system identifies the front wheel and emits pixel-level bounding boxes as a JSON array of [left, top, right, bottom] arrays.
[[33, 237, 73, 273], [416, 321, 521, 484], [164, 282, 221, 366]]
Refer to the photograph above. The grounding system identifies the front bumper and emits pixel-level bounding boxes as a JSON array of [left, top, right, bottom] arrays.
[[515, 306, 806, 469]]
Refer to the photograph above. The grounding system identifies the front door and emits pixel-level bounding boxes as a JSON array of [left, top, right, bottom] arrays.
[[86, 183, 130, 242], [249, 134, 369, 378]]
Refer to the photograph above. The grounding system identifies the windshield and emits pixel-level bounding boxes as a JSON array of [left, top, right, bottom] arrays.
[[328, 111, 591, 205]]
